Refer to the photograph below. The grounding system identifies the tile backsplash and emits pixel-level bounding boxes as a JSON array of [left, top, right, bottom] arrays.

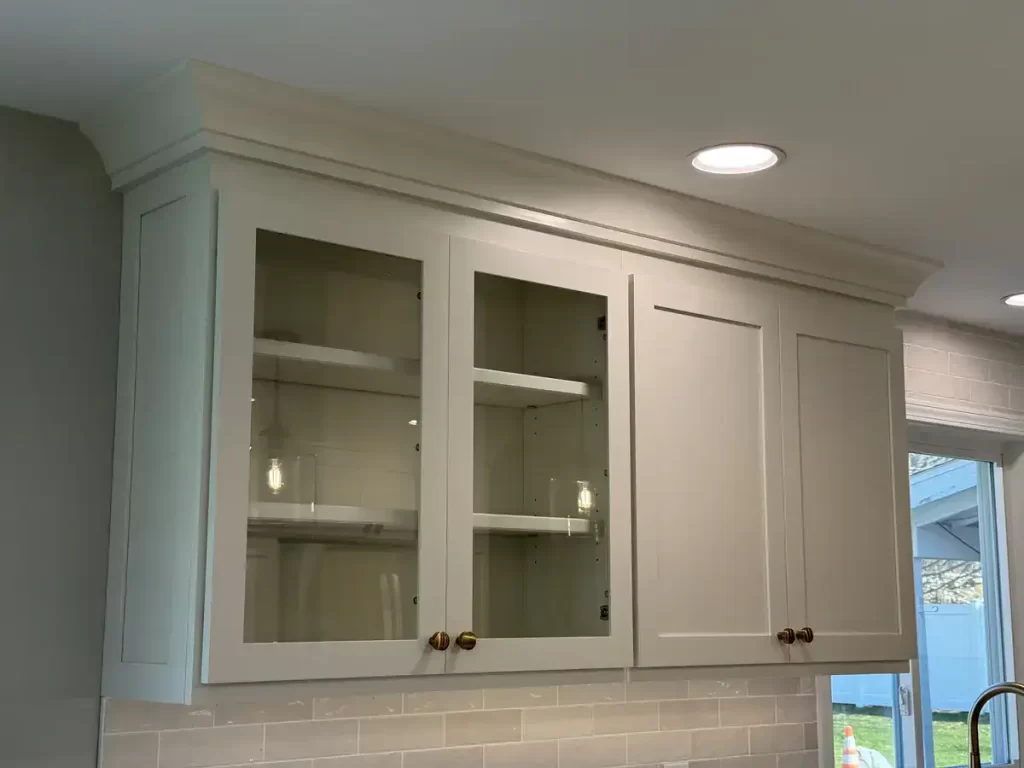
[[100, 675, 818, 768]]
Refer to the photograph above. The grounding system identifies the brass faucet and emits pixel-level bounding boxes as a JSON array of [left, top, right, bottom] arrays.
[[968, 682, 1024, 768]]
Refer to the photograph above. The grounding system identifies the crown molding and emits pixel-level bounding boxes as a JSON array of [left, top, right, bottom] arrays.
[[81, 60, 940, 305], [906, 393, 1024, 440]]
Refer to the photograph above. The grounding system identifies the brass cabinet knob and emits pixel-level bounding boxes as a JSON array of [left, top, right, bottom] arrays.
[[795, 627, 814, 643], [427, 631, 450, 651], [455, 631, 478, 650], [777, 628, 796, 645]]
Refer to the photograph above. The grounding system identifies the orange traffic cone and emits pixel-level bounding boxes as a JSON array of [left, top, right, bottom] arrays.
[[843, 725, 859, 768]]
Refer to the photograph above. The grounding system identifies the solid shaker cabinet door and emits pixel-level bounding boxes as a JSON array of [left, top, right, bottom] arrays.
[[445, 238, 632, 673], [780, 291, 915, 663], [633, 266, 790, 667], [203, 189, 450, 682]]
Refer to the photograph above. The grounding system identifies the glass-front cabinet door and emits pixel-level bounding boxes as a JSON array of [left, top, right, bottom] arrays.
[[445, 238, 632, 673], [203, 192, 450, 683]]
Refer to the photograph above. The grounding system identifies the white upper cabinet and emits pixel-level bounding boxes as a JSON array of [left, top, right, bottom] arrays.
[[633, 266, 789, 667], [200, 183, 632, 684], [445, 239, 632, 673], [94, 64, 935, 703], [633, 265, 915, 668], [779, 288, 915, 664]]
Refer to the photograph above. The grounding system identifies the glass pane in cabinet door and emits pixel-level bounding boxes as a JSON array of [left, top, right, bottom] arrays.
[[244, 230, 422, 644], [472, 274, 610, 639]]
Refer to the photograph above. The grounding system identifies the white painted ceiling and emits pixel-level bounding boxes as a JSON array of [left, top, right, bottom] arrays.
[[4, 0, 1024, 332]]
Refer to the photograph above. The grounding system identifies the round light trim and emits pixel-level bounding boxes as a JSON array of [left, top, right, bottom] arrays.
[[1003, 293, 1024, 307], [691, 143, 784, 175]]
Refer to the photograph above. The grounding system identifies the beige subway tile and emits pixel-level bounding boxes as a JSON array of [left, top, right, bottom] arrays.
[[950, 353, 991, 381], [446, 708, 522, 746], [1010, 386, 1024, 412], [265, 719, 358, 760], [405, 689, 483, 714], [523, 705, 592, 740], [778, 750, 820, 768], [904, 369, 956, 398], [225, 763, 310, 768], [992, 361, 1024, 388], [804, 723, 819, 750], [750, 723, 805, 754], [101, 732, 158, 768], [315, 755, 400, 768], [660, 699, 720, 730], [104, 699, 213, 732], [691, 727, 749, 759], [215, 697, 312, 725], [559, 682, 625, 705], [722, 756, 778, 768], [593, 702, 658, 734], [971, 380, 1010, 407], [627, 730, 692, 764], [359, 714, 443, 753], [314, 694, 402, 719], [747, 678, 800, 696], [952, 376, 972, 400], [403, 746, 483, 768], [776, 695, 816, 724], [627, 678, 690, 702], [720, 697, 776, 726], [798, 678, 815, 694], [485, 740, 558, 768], [692, 757, 777, 768], [558, 735, 628, 768], [689, 679, 748, 698], [484, 686, 557, 709], [158, 724, 263, 768], [904, 345, 948, 373]]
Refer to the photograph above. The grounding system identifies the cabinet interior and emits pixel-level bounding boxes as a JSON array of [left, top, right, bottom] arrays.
[[471, 273, 610, 639], [245, 230, 422, 644], [242, 230, 611, 645]]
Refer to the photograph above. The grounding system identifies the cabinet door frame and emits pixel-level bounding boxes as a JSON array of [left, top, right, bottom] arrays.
[[202, 185, 451, 683], [780, 291, 916, 663], [632, 267, 790, 667], [445, 237, 633, 673]]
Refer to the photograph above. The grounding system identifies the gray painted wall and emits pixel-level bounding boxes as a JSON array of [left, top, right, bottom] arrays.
[[0, 106, 121, 767]]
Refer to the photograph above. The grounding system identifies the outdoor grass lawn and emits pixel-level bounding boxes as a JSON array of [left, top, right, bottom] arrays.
[[832, 709, 991, 768]]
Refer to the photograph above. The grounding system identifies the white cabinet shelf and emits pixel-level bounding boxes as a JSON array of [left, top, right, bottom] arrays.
[[253, 338, 420, 397], [249, 502, 417, 530], [473, 513, 592, 536], [473, 367, 594, 408], [248, 504, 590, 537]]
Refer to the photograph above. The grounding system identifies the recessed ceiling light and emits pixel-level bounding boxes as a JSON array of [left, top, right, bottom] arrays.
[[691, 143, 784, 175], [1002, 293, 1024, 307]]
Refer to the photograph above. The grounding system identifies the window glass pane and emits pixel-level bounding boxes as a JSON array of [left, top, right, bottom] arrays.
[[910, 454, 1004, 767], [832, 675, 899, 768]]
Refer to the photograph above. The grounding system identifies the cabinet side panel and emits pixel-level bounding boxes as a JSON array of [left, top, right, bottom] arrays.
[[121, 199, 191, 663], [104, 159, 215, 702]]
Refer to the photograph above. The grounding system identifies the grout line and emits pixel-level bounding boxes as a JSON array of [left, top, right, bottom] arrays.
[[261, 723, 266, 762]]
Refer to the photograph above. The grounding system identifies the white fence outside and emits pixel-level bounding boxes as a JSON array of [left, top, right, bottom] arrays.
[[833, 603, 987, 712]]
